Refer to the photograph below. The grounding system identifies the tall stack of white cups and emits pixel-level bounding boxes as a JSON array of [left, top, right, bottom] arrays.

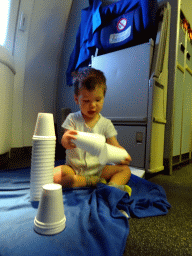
[[30, 113, 56, 202]]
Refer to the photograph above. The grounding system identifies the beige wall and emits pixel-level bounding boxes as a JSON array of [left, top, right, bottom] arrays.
[[12, 0, 72, 148]]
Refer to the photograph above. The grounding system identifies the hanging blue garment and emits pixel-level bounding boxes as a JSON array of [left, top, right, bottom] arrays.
[[66, 0, 158, 85]]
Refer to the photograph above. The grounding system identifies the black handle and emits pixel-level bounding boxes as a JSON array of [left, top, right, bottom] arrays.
[[186, 51, 191, 61], [180, 43, 185, 53]]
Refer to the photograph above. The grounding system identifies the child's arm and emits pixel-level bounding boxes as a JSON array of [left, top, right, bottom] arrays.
[[106, 136, 132, 165], [61, 129, 78, 149], [106, 136, 124, 149]]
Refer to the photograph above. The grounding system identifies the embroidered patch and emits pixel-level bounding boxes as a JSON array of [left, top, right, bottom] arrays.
[[117, 18, 127, 31], [109, 26, 131, 44]]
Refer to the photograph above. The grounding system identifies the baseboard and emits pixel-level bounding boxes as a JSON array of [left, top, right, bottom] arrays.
[[163, 157, 192, 175], [12, 147, 32, 169], [0, 152, 9, 168], [0, 140, 66, 170], [10, 146, 32, 160]]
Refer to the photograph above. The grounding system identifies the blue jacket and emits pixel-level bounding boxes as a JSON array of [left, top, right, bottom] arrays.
[[66, 0, 158, 85]]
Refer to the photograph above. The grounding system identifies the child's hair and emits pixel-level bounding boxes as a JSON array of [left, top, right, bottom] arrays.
[[72, 67, 107, 96]]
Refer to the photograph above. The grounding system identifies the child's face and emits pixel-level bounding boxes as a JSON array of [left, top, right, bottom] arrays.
[[74, 86, 105, 120]]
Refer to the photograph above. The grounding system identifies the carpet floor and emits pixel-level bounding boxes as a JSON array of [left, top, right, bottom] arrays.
[[124, 162, 192, 256]]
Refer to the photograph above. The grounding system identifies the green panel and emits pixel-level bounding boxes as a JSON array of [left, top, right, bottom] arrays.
[[177, 27, 185, 67], [173, 68, 184, 156], [181, 70, 192, 154]]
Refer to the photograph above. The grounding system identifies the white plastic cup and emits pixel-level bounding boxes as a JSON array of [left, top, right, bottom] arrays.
[[72, 131, 106, 156], [31, 177, 54, 186], [30, 176, 54, 201], [30, 173, 54, 201], [30, 138, 56, 201], [32, 149, 56, 153], [30, 164, 55, 172], [31, 177, 54, 185], [30, 168, 55, 176], [31, 152, 56, 158], [31, 157, 55, 164], [32, 137, 56, 154], [34, 113, 56, 137], [98, 143, 129, 165], [31, 177, 54, 183], [34, 184, 66, 236], [32, 136, 56, 143], [32, 150, 56, 155]]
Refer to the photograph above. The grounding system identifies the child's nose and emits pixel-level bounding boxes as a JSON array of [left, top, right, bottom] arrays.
[[90, 101, 96, 108]]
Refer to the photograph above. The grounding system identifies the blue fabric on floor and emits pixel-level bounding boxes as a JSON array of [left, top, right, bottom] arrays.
[[0, 167, 171, 256], [127, 174, 171, 218]]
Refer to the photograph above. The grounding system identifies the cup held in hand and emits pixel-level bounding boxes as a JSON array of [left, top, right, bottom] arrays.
[[34, 184, 66, 235], [99, 143, 128, 165], [72, 131, 105, 156]]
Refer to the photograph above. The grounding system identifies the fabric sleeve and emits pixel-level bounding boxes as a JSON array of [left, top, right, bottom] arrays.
[[61, 113, 76, 130], [104, 119, 118, 139]]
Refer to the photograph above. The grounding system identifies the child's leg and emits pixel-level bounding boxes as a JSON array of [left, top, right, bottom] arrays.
[[100, 164, 132, 195], [53, 165, 86, 188], [100, 164, 131, 185], [53, 165, 104, 188]]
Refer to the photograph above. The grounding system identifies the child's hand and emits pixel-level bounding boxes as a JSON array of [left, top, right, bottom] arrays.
[[120, 153, 132, 165], [61, 130, 78, 149]]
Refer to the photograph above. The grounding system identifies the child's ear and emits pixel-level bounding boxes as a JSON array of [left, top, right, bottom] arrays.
[[74, 94, 79, 105]]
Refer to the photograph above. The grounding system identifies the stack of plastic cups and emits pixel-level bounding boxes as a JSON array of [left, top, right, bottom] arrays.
[[30, 113, 56, 202]]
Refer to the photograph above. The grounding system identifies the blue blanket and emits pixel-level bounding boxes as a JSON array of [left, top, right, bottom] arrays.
[[0, 167, 171, 256]]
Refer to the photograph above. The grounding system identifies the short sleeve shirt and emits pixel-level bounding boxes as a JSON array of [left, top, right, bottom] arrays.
[[62, 111, 117, 176]]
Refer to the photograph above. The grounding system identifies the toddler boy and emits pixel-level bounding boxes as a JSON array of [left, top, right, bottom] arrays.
[[53, 67, 132, 194]]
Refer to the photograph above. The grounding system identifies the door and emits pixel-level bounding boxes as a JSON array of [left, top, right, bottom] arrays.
[[92, 42, 153, 121], [115, 125, 146, 168]]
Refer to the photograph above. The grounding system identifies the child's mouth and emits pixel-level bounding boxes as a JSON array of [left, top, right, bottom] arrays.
[[88, 111, 96, 115]]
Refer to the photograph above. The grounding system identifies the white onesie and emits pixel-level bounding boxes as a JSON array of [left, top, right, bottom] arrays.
[[62, 111, 117, 176]]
